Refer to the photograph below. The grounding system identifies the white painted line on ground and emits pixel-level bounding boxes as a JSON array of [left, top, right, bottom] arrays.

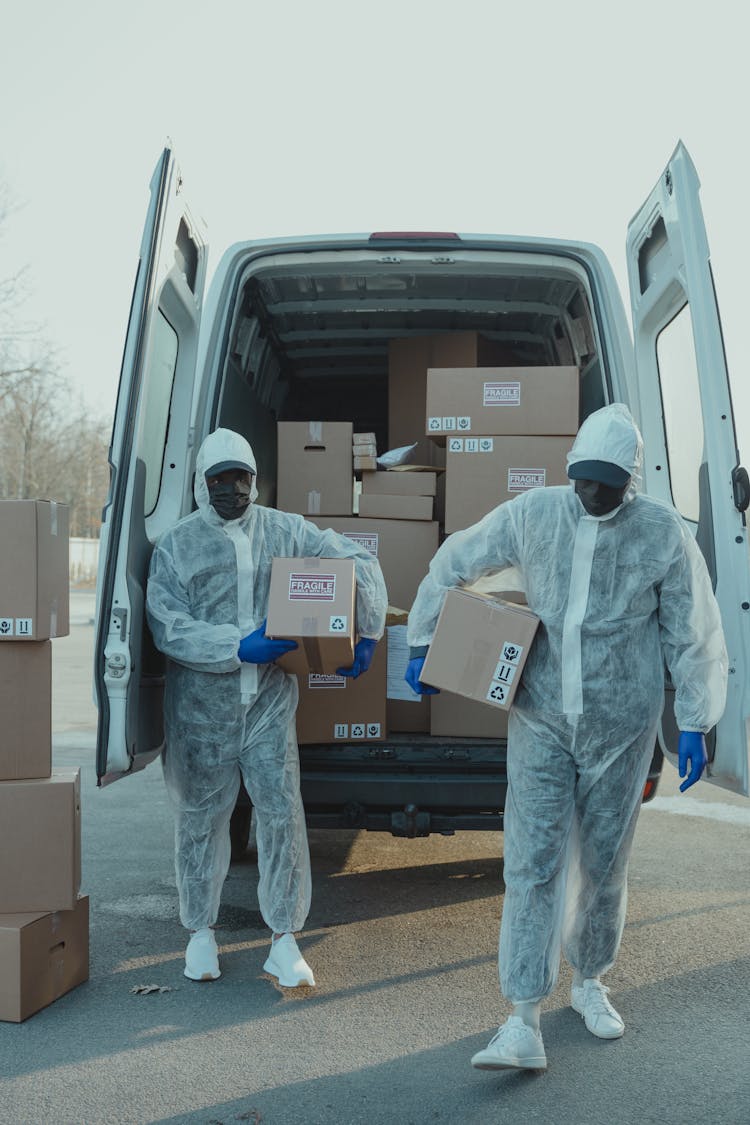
[[642, 795, 750, 826]]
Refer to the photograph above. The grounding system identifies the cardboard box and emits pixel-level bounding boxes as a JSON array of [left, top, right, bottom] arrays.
[[358, 494, 434, 521], [0, 501, 69, 640], [0, 896, 89, 1022], [267, 557, 356, 675], [361, 470, 437, 497], [425, 366, 580, 439], [444, 435, 574, 533], [353, 454, 378, 472], [0, 642, 52, 780], [277, 422, 354, 515], [430, 691, 508, 738], [353, 432, 377, 447], [421, 589, 539, 710], [295, 635, 387, 744], [0, 769, 81, 912], [389, 332, 512, 465], [309, 517, 439, 613]]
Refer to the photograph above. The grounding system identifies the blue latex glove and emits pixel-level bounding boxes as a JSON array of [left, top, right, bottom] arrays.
[[238, 619, 298, 664], [337, 637, 377, 678], [678, 731, 708, 792], [405, 656, 440, 695]]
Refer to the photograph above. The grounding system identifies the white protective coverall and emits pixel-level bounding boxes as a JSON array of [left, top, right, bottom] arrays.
[[407, 404, 727, 1001], [147, 429, 388, 933]]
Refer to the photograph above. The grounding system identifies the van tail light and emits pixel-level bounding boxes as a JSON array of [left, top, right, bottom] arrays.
[[642, 778, 658, 803]]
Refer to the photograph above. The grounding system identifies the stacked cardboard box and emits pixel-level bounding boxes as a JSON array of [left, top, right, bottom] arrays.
[[0, 500, 89, 1022], [277, 422, 354, 516], [353, 431, 378, 473]]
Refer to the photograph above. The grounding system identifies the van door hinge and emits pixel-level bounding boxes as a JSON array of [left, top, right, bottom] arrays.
[[732, 465, 750, 512]]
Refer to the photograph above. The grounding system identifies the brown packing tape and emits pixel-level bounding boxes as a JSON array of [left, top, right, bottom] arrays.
[[306, 491, 321, 514], [307, 422, 323, 443], [302, 636, 324, 671], [456, 637, 499, 702]]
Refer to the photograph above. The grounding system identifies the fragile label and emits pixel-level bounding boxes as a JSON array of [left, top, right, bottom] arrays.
[[308, 674, 347, 689], [508, 468, 546, 492], [484, 381, 521, 406], [343, 531, 379, 556], [289, 573, 336, 601], [329, 614, 348, 633]]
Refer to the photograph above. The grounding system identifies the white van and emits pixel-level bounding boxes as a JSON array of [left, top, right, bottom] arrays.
[[94, 141, 750, 837]]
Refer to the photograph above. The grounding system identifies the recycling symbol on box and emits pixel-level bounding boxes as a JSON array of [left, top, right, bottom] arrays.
[[329, 615, 347, 633]]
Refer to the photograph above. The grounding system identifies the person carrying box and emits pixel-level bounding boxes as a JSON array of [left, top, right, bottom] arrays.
[[146, 428, 387, 987], [405, 403, 727, 1071]]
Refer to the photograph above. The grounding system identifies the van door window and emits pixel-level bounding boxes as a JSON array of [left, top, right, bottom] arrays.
[[655, 303, 702, 523], [140, 310, 179, 515]]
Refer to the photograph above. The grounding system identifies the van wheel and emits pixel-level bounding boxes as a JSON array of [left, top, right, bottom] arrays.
[[230, 804, 255, 863]]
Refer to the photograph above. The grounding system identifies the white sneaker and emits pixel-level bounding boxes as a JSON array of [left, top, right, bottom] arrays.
[[571, 979, 624, 1039], [184, 927, 221, 981], [263, 933, 315, 987], [471, 1016, 547, 1071]]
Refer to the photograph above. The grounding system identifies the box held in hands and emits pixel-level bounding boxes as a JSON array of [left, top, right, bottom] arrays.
[[267, 557, 356, 675], [421, 589, 539, 710]]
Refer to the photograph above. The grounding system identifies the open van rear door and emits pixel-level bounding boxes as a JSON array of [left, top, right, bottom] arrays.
[[626, 141, 750, 795], [94, 147, 207, 785]]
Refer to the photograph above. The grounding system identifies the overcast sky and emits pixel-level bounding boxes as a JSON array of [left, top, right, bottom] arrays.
[[1, 0, 747, 455]]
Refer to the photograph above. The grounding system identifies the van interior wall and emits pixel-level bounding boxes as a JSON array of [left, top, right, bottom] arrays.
[[220, 266, 605, 501]]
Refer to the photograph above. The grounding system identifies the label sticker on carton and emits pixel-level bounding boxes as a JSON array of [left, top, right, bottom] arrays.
[[15, 618, 33, 637], [479, 438, 494, 452], [329, 614, 348, 634], [343, 531, 379, 556], [0, 618, 13, 636], [457, 416, 471, 431], [508, 468, 547, 492], [428, 417, 443, 432], [366, 723, 382, 738], [334, 724, 349, 738], [484, 381, 521, 406], [448, 438, 464, 453], [500, 642, 524, 666], [351, 722, 366, 739], [308, 673, 347, 690], [442, 416, 456, 431], [289, 573, 336, 601], [492, 662, 517, 686], [486, 681, 510, 706], [464, 438, 479, 453]]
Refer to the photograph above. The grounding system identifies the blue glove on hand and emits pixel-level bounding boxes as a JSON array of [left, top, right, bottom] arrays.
[[678, 730, 708, 792], [238, 620, 298, 664], [405, 656, 440, 696], [337, 637, 377, 678]]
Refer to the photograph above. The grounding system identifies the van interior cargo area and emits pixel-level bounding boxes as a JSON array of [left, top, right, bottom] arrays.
[[217, 252, 607, 503]]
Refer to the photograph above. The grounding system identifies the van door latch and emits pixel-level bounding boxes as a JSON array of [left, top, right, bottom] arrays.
[[732, 465, 750, 512]]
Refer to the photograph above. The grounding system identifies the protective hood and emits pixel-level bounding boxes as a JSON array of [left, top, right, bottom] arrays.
[[194, 429, 259, 521], [566, 403, 643, 504]]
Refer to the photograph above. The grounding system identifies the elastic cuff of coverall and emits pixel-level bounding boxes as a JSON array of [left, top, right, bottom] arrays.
[[409, 645, 429, 660]]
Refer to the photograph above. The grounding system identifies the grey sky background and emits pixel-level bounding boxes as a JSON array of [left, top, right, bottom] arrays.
[[1, 0, 747, 456]]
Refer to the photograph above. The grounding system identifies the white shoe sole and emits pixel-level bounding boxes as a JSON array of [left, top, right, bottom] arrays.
[[471, 1053, 547, 1071], [184, 966, 221, 981], [570, 999, 624, 1039], [263, 956, 314, 988]]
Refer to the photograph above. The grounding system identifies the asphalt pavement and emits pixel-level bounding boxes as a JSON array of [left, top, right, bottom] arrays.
[[1, 592, 749, 1124]]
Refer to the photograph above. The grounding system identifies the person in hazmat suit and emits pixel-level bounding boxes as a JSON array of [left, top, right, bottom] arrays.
[[405, 403, 727, 1071], [147, 428, 387, 986]]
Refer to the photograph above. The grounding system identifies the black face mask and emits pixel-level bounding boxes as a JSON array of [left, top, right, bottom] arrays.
[[575, 478, 628, 517], [207, 478, 253, 521]]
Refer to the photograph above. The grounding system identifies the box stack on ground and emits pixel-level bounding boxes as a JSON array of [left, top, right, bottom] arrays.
[[0, 500, 89, 1022]]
